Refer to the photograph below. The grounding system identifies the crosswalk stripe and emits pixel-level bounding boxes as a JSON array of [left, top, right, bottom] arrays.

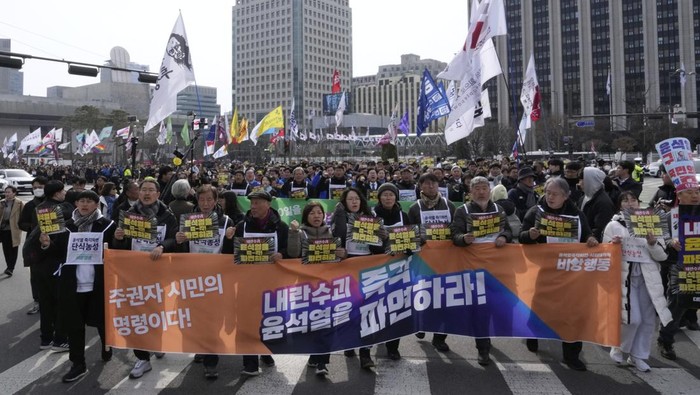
[[375, 358, 431, 395], [106, 353, 192, 393], [237, 355, 308, 394], [0, 337, 98, 394], [495, 362, 572, 395], [632, 368, 700, 394]]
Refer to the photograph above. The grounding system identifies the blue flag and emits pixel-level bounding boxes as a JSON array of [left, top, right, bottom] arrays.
[[416, 69, 451, 136], [398, 111, 410, 136]]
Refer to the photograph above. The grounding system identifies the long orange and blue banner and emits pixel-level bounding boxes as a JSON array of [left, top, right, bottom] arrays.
[[104, 241, 621, 354]]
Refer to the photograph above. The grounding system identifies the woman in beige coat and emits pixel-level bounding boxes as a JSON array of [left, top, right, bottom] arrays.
[[0, 186, 25, 276]]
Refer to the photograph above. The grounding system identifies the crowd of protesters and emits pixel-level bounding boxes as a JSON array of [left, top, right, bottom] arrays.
[[6, 151, 695, 384]]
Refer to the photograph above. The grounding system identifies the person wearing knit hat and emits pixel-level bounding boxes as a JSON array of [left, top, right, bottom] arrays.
[[371, 181, 411, 361]]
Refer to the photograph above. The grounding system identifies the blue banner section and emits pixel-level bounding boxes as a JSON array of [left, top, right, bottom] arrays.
[[260, 254, 558, 354]]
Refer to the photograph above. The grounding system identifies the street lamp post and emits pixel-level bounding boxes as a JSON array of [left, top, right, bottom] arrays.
[[668, 69, 681, 138]]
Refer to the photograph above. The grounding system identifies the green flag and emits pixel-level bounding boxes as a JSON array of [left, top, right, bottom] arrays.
[[166, 117, 173, 144], [180, 122, 190, 146]]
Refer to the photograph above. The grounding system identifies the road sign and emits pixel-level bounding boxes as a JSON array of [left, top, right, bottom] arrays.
[[575, 120, 595, 128]]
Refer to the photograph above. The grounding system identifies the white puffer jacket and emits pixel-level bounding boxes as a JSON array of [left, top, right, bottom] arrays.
[[603, 215, 672, 326]]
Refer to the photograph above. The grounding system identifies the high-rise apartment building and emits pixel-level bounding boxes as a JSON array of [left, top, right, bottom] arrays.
[[496, 0, 699, 147], [0, 39, 24, 95], [231, 0, 352, 124]]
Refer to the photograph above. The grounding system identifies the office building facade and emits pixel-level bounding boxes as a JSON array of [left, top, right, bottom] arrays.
[[232, 0, 352, 124], [0, 39, 24, 95]]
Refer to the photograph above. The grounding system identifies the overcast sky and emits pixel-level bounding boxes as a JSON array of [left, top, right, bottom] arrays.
[[1, 0, 469, 111]]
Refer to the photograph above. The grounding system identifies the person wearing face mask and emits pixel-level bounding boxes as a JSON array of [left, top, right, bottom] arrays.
[[32, 180, 74, 353], [288, 202, 346, 377], [563, 162, 584, 203], [603, 192, 670, 372], [578, 167, 615, 242]]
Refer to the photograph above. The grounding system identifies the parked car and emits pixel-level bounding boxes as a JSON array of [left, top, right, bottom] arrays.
[[647, 160, 662, 177], [0, 178, 8, 197], [0, 169, 34, 194]]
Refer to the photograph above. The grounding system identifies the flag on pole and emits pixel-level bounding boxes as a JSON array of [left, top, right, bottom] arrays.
[[180, 122, 190, 146], [212, 144, 228, 159], [512, 139, 519, 165], [446, 80, 457, 108], [230, 108, 240, 144], [331, 70, 341, 93], [144, 13, 196, 132], [116, 126, 130, 139], [398, 111, 410, 136], [58, 142, 71, 150], [270, 129, 285, 144], [166, 117, 173, 144], [250, 106, 284, 145], [335, 92, 346, 128], [680, 62, 687, 88], [519, 53, 541, 133], [85, 130, 101, 152], [288, 99, 298, 142], [223, 113, 231, 145], [157, 120, 167, 145], [417, 68, 451, 136], [204, 123, 216, 155], [237, 118, 249, 143], [1, 136, 6, 157], [99, 126, 113, 140], [443, 0, 507, 144], [606, 71, 611, 96], [19, 128, 42, 152]]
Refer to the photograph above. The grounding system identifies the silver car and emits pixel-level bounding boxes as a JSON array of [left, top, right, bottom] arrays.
[[0, 169, 35, 194]]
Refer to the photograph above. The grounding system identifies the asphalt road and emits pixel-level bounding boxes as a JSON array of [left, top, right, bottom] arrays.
[[2, 177, 700, 394]]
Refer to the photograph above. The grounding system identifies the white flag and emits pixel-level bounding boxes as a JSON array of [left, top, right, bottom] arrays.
[[85, 130, 101, 151], [144, 13, 196, 132], [520, 53, 541, 126], [1, 137, 6, 157], [443, 0, 507, 144], [42, 128, 57, 144], [335, 92, 347, 127], [157, 121, 167, 145], [680, 62, 687, 89], [445, 89, 491, 145], [446, 80, 457, 107], [116, 126, 130, 139], [212, 144, 228, 159], [19, 128, 42, 152], [606, 71, 611, 96], [54, 128, 63, 142], [58, 142, 71, 150]]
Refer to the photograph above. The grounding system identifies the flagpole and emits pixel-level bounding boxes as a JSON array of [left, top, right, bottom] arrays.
[[504, 35, 527, 165]]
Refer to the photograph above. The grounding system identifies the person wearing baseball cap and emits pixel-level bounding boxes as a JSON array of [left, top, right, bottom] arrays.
[[234, 190, 288, 376]]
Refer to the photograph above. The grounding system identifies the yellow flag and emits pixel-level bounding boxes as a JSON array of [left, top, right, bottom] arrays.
[[237, 118, 249, 143], [250, 106, 284, 145], [230, 108, 239, 143]]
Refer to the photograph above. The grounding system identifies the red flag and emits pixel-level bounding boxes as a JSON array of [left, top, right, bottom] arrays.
[[271, 128, 285, 144], [531, 85, 541, 121], [331, 69, 341, 93]]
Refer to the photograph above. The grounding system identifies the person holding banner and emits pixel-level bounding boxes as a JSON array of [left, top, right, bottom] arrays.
[[372, 182, 414, 361], [49, 191, 116, 382], [396, 168, 418, 202], [330, 187, 386, 369], [520, 177, 598, 372], [603, 191, 670, 372], [174, 185, 235, 380], [657, 183, 700, 360], [451, 176, 513, 366], [111, 178, 178, 379], [408, 173, 456, 352], [288, 201, 345, 376], [233, 190, 289, 376], [319, 165, 352, 200], [282, 167, 312, 199], [32, 180, 74, 353]]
